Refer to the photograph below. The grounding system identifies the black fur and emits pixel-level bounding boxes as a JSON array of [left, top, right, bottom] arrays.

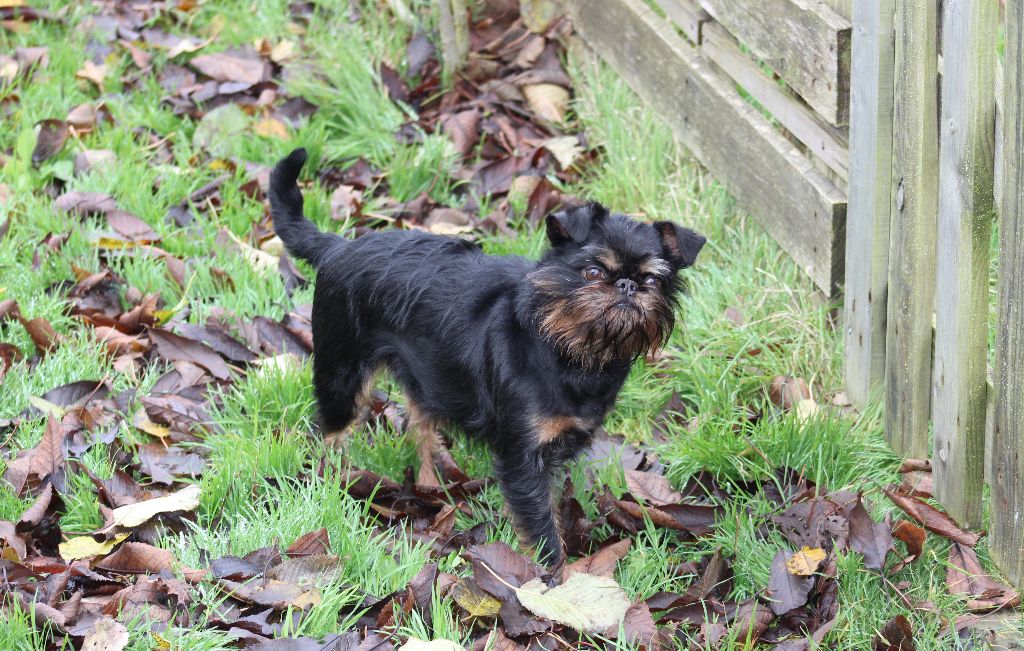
[[269, 148, 705, 566]]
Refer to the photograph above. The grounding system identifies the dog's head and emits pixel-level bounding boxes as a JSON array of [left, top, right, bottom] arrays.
[[529, 203, 705, 368]]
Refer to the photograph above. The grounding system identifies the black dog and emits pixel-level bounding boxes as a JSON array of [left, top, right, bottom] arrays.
[[269, 148, 705, 566]]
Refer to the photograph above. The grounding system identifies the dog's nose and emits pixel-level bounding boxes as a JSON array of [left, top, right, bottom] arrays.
[[616, 278, 638, 296]]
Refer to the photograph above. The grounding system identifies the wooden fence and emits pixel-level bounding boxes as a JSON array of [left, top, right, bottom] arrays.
[[561, 0, 1024, 589]]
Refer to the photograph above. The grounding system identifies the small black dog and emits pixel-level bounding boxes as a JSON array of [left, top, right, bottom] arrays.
[[269, 148, 705, 566]]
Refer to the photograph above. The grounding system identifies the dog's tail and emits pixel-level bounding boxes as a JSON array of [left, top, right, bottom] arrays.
[[269, 148, 341, 269]]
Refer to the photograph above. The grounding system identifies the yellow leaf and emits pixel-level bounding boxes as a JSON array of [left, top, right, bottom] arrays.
[[27, 395, 63, 418], [0, 0, 26, 7], [59, 533, 129, 561], [1, 547, 20, 562], [786, 546, 826, 576], [133, 407, 170, 439], [450, 579, 501, 618], [270, 39, 296, 64], [253, 116, 290, 140]]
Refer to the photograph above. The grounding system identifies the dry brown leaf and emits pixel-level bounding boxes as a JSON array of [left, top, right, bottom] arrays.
[[522, 83, 569, 122], [74, 60, 106, 90]]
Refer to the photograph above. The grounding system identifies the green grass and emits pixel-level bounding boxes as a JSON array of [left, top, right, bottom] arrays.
[[1, 1, 1019, 649]]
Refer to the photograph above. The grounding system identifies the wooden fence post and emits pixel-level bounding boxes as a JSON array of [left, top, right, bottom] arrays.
[[843, 0, 896, 409], [931, 0, 997, 529], [990, 0, 1024, 589], [885, 0, 939, 459]]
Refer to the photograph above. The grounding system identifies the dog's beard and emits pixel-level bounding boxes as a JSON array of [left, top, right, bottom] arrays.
[[533, 280, 674, 368]]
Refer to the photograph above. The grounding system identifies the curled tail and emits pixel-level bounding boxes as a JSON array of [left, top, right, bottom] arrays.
[[269, 148, 342, 269]]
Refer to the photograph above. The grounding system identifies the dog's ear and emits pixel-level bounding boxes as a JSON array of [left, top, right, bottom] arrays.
[[653, 221, 706, 269], [546, 203, 607, 246]]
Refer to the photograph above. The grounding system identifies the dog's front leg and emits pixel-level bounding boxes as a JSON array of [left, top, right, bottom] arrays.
[[493, 446, 564, 569]]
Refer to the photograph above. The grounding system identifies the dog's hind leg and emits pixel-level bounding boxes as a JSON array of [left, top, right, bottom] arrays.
[[406, 402, 447, 487], [310, 306, 376, 446]]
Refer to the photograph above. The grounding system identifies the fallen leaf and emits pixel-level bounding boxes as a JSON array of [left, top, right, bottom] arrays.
[[872, 614, 915, 650], [786, 546, 826, 576], [59, 532, 128, 561], [848, 494, 894, 571], [398, 640, 464, 651], [890, 520, 925, 572], [82, 617, 129, 651], [466, 542, 544, 600], [54, 191, 117, 216], [286, 528, 331, 556], [106, 483, 201, 529], [190, 51, 267, 84], [441, 109, 481, 157], [541, 135, 582, 170], [253, 116, 290, 139], [32, 118, 68, 166], [564, 538, 631, 578], [522, 83, 569, 122], [266, 554, 344, 588], [423, 207, 472, 235], [766, 549, 813, 615], [66, 102, 97, 129], [106, 211, 160, 243], [330, 185, 363, 221], [74, 149, 116, 175], [882, 486, 980, 547], [75, 60, 106, 90], [149, 328, 232, 380], [516, 572, 631, 634], [624, 469, 682, 506], [95, 541, 175, 574], [451, 577, 502, 618], [946, 543, 1020, 612], [193, 104, 250, 157], [218, 227, 278, 274], [768, 376, 811, 411]]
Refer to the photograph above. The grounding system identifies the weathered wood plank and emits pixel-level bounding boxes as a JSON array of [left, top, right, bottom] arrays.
[[843, 0, 896, 409], [698, 0, 852, 125], [932, 0, 998, 529], [568, 0, 847, 293], [655, 0, 710, 44], [701, 20, 849, 180], [820, 0, 851, 21], [885, 0, 940, 459], [990, 0, 1024, 590]]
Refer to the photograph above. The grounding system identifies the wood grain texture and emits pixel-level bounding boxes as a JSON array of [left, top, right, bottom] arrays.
[[990, 0, 1024, 590], [568, 0, 847, 294], [843, 0, 896, 409], [819, 0, 851, 21], [655, 0, 710, 43], [699, 0, 852, 125], [885, 0, 939, 459], [701, 20, 850, 180], [931, 0, 997, 529]]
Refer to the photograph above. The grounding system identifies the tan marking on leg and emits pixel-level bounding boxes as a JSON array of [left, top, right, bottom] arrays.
[[407, 402, 447, 487], [532, 415, 598, 446], [324, 370, 380, 450]]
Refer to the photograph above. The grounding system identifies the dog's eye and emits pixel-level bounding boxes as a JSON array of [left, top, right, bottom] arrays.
[[643, 275, 662, 288], [584, 266, 606, 281]]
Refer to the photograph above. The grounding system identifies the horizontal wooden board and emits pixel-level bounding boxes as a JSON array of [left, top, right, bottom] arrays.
[[655, 0, 710, 43], [699, 0, 852, 125], [569, 0, 847, 293], [701, 20, 849, 180]]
